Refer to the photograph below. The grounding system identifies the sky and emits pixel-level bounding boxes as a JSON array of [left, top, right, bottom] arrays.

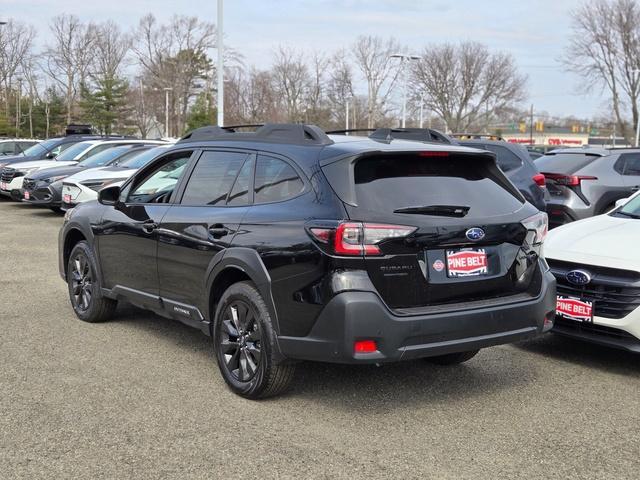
[[3, 0, 609, 119]]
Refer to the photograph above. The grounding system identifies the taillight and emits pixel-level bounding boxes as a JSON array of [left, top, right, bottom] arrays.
[[522, 212, 548, 245], [419, 151, 449, 157], [532, 173, 546, 188], [542, 172, 597, 187], [327, 222, 416, 256]]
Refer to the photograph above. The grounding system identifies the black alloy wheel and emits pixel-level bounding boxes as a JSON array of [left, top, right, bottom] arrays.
[[219, 300, 262, 382], [70, 252, 93, 313], [213, 281, 295, 399], [66, 241, 116, 323]]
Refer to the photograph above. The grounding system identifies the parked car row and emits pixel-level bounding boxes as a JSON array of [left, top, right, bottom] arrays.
[[4, 124, 638, 399], [0, 134, 170, 208]]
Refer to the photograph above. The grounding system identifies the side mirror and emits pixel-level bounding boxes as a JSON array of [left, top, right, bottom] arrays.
[[98, 185, 121, 206], [46, 151, 57, 159], [615, 197, 630, 209]]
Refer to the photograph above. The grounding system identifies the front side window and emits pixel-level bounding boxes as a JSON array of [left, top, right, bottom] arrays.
[[0, 142, 15, 155], [181, 151, 248, 206], [254, 155, 304, 203], [127, 152, 192, 204]]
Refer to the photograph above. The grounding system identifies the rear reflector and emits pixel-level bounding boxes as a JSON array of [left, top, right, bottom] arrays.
[[354, 340, 377, 353], [309, 227, 332, 243]]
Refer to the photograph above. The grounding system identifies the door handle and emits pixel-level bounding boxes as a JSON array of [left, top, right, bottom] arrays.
[[208, 224, 230, 238], [141, 221, 158, 234]]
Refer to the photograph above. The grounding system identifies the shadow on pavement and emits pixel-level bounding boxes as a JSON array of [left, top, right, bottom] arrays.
[[112, 303, 535, 409], [515, 333, 640, 377]]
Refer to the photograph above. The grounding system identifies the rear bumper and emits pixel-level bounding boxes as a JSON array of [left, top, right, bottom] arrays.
[[546, 202, 593, 228], [278, 269, 557, 364]]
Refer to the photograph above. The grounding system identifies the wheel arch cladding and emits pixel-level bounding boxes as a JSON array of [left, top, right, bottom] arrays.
[[206, 247, 281, 336], [63, 228, 88, 278]]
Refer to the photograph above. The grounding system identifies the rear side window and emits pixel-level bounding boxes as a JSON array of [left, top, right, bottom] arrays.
[[181, 151, 248, 206], [332, 153, 523, 218], [536, 153, 600, 173], [254, 155, 304, 203], [616, 153, 640, 175], [467, 144, 522, 172]]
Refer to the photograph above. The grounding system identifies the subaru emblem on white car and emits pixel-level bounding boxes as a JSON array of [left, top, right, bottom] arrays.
[[566, 269, 592, 286]]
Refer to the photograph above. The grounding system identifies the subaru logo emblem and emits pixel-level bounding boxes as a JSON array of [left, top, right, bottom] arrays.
[[465, 227, 485, 241], [566, 269, 591, 286]]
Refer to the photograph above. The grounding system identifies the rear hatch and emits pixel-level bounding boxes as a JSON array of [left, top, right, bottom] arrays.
[[535, 152, 602, 200], [321, 150, 543, 311]]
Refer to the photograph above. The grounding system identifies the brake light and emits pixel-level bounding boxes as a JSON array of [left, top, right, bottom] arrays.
[[354, 340, 377, 353], [419, 151, 449, 157], [542, 173, 597, 187], [532, 173, 546, 188], [522, 212, 548, 245], [334, 222, 416, 256]]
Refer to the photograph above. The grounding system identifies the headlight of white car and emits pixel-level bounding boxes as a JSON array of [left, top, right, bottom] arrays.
[[16, 167, 38, 176], [522, 212, 548, 245], [80, 178, 128, 192]]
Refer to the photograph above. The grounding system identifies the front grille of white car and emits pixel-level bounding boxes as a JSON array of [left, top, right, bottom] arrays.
[[548, 259, 640, 319]]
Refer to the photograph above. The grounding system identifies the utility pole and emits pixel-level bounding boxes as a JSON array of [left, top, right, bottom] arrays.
[[390, 54, 420, 128], [529, 104, 534, 146], [163, 87, 173, 138], [139, 78, 145, 138], [345, 99, 349, 130], [15, 78, 22, 137], [217, 0, 224, 126], [419, 92, 424, 128]]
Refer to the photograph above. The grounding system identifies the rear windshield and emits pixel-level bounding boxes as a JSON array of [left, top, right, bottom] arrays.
[[326, 154, 524, 218], [535, 153, 600, 173]]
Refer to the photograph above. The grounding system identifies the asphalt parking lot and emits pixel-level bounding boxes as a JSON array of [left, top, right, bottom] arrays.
[[1, 199, 639, 479]]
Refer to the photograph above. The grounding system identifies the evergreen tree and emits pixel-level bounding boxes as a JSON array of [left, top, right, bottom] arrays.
[[185, 92, 214, 133], [80, 76, 130, 135]]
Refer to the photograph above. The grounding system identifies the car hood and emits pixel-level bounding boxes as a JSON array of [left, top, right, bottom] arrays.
[[65, 166, 137, 183], [3, 159, 77, 171], [28, 165, 84, 180], [544, 214, 640, 270]]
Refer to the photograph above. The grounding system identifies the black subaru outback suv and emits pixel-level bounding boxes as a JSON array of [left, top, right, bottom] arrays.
[[59, 124, 556, 398]]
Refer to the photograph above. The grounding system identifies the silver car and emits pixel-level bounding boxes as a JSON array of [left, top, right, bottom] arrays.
[[536, 147, 640, 228]]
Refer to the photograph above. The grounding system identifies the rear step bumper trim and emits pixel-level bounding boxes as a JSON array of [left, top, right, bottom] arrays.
[[278, 269, 556, 364]]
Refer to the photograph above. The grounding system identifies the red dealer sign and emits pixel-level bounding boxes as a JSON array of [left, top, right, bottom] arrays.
[[556, 296, 593, 322]]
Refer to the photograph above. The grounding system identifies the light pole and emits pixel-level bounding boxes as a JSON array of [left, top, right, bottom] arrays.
[[633, 69, 640, 147], [163, 87, 173, 138], [217, 0, 224, 126], [15, 77, 22, 137], [419, 92, 425, 128], [390, 53, 420, 128]]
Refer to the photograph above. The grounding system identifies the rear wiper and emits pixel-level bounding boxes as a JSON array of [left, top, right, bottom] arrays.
[[615, 211, 640, 219], [393, 205, 470, 217]]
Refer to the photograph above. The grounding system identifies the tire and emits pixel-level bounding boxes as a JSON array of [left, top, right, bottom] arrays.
[[212, 281, 295, 399], [67, 241, 117, 323], [426, 349, 480, 365]]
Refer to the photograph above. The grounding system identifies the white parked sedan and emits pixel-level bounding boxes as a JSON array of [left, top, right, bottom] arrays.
[[544, 192, 640, 352]]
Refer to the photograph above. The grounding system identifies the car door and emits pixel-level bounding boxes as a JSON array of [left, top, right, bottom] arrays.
[[157, 150, 253, 321], [95, 149, 195, 309]]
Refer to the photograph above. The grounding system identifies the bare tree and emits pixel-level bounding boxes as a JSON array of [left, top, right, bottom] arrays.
[[133, 14, 217, 135], [564, 0, 640, 141], [43, 14, 96, 125], [326, 50, 355, 128], [351, 35, 402, 127], [0, 20, 35, 120], [271, 46, 310, 122], [411, 42, 527, 132]]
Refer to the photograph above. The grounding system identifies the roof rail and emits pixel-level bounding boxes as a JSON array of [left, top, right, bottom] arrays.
[[178, 123, 334, 146], [327, 127, 455, 145]]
